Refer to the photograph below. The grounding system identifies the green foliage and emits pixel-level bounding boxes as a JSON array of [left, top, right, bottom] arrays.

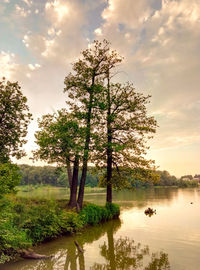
[[59, 211, 84, 233], [34, 109, 83, 165], [0, 197, 31, 263], [177, 179, 198, 188], [80, 203, 120, 225], [19, 164, 61, 186], [0, 78, 32, 163], [180, 175, 193, 180], [0, 196, 120, 263], [0, 163, 21, 196], [156, 170, 177, 186], [105, 202, 120, 218], [94, 82, 157, 171], [18, 164, 99, 187], [23, 201, 62, 243]]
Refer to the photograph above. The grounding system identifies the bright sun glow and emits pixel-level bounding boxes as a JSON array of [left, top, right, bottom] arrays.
[[46, 1, 69, 22]]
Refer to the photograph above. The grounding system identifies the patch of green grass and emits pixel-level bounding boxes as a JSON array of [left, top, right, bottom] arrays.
[[0, 196, 119, 264]]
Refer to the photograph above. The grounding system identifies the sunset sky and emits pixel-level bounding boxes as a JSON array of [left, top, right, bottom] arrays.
[[0, 0, 199, 177]]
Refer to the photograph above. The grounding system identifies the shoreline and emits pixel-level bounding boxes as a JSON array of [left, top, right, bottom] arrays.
[[0, 196, 120, 264]]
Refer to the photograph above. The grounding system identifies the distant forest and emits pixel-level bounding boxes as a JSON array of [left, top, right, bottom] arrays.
[[18, 165, 198, 188]]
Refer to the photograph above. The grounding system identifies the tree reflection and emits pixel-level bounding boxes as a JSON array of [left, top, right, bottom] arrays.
[[6, 218, 170, 270], [90, 223, 170, 270]]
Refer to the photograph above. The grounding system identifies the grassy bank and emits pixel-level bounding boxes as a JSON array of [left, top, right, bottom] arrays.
[[16, 185, 106, 200], [0, 196, 119, 264]]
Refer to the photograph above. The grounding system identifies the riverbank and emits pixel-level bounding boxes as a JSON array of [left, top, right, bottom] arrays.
[[0, 196, 120, 264]]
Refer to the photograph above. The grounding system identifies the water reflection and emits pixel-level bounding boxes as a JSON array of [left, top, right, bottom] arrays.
[[91, 222, 170, 270], [3, 217, 170, 270], [113, 188, 179, 209]]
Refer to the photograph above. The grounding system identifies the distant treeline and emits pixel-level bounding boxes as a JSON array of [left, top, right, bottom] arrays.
[[131, 170, 198, 188], [18, 165, 198, 188], [18, 165, 98, 187]]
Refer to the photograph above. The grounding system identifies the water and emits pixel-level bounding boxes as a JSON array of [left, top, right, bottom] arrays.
[[2, 188, 200, 269]]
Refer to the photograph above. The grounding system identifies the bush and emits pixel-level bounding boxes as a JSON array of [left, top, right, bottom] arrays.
[[0, 163, 21, 197], [0, 197, 31, 263], [80, 203, 120, 225]]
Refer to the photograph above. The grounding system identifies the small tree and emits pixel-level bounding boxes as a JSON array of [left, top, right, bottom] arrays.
[[34, 109, 84, 207], [0, 163, 21, 197], [0, 78, 32, 163]]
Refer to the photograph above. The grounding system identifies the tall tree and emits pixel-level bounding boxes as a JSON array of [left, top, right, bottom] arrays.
[[64, 40, 121, 208], [0, 78, 32, 163], [34, 109, 83, 207], [95, 82, 157, 203]]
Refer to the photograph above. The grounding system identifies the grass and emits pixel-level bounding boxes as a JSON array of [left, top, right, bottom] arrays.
[[16, 185, 106, 200], [0, 195, 119, 264]]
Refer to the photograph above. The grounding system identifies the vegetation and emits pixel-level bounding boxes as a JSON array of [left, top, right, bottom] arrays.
[[0, 78, 32, 163], [95, 81, 157, 203], [17, 165, 198, 189], [0, 163, 21, 197], [0, 196, 119, 263], [0, 40, 197, 266], [63, 40, 122, 208], [34, 109, 85, 207], [18, 164, 99, 187], [31, 40, 157, 207]]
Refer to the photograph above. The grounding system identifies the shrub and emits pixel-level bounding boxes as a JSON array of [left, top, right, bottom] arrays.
[[59, 211, 84, 233], [106, 202, 120, 218], [0, 197, 31, 263], [22, 201, 62, 243], [80, 203, 120, 225], [0, 163, 21, 197]]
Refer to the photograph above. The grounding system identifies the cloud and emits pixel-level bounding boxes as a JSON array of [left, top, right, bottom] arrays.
[[1, 0, 199, 176], [45, 0, 69, 23], [15, 4, 31, 17], [0, 51, 18, 79], [92, 0, 200, 175], [102, 0, 154, 28], [22, 0, 33, 7]]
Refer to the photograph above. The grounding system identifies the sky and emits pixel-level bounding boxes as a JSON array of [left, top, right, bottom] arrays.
[[0, 0, 199, 177]]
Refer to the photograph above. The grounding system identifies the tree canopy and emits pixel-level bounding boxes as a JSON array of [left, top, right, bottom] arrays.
[[0, 162, 21, 197], [0, 78, 32, 163]]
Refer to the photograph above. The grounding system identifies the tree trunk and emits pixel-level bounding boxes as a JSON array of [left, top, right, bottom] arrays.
[[68, 155, 79, 208], [77, 76, 95, 209], [66, 158, 72, 190], [106, 71, 113, 203], [106, 125, 113, 203]]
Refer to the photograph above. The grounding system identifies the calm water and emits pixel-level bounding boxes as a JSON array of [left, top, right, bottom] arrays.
[[2, 188, 200, 270]]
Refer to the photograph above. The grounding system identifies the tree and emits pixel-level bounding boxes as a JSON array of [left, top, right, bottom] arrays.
[[0, 78, 32, 163], [34, 109, 84, 207], [180, 174, 193, 180], [95, 82, 157, 202], [64, 40, 121, 208], [0, 163, 21, 197]]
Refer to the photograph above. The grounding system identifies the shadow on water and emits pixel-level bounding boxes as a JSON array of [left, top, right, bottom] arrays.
[[4, 217, 170, 270]]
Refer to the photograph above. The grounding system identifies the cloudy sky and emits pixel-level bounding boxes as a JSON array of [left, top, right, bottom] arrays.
[[0, 0, 199, 177]]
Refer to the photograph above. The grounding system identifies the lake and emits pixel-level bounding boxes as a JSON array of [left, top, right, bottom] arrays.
[[2, 187, 200, 270]]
